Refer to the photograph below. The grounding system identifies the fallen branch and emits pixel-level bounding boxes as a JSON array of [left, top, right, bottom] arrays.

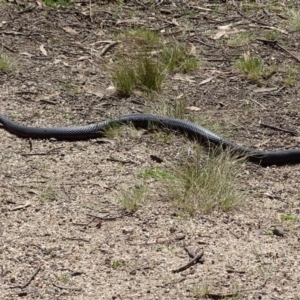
[[100, 41, 118, 56], [53, 282, 81, 291], [260, 122, 298, 136], [9, 265, 41, 289], [256, 38, 300, 63], [172, 250, 204, 273]]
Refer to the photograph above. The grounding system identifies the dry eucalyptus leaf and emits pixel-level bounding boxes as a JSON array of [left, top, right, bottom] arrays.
[[187, 106, 201, 111], [190, 43, 197, 55], [39, 44, 47, 56], [63, 26, 78, 35], [199, 77, 214, 85]]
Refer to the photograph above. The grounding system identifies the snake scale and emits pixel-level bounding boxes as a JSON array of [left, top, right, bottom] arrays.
[[1, 113, 300, 166]]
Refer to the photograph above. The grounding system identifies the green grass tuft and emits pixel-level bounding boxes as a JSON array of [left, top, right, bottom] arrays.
[[167, 148, 246, 215], [111, 28, 199, 96], [43, 0, 70, 8], [118, 184, 148, 211], [0, 54, 13, 72], [235, 53, 275, 82], [286, 9, 300, 31]]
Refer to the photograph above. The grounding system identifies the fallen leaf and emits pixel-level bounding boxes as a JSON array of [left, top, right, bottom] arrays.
[[85, 89, 104, 98], [173, 74, 196, 83], [116, 18, 140, 25], [217, 24, 232, 30], [10, 201, 32, 211], [190, 43, 196, 55], [77, 56, 89, 61], [39, 44, 47, 56], [63, 26, 78, 35], [212, 30, 227, 40], [37, 92, 60, 102], [253, 87, 278, 93], [199, 77, 214, 85], [172, 18, 179, 26], [187, 106, 201, 111]]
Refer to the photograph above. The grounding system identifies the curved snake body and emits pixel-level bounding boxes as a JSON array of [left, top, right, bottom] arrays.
[[1, 113, 300, 165]]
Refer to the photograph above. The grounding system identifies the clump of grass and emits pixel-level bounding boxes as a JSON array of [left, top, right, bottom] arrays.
[[167, 148, 246, 215], [150, 96, 187, 120], [111, 260, 126, 269], [40, 187, 59, 203], [264, 30, 278, 41], [140, 167, 172, 180], [235, 53, 271, 82], [60, 83, 81, 95], [43, 0, 70, 8], [111, 28, 199, 96], [160, 44, 198, 73], [112, 63, 137, 97], [0, 54, 13, 72], [136, 56, 164, 93], [227, 32, 255, 47], [280, 214, 297, 221], [286, 9, 300, 31], [122, 27, 160, 46], [281, 65, 300, 86], [118, 184, 148, 211]]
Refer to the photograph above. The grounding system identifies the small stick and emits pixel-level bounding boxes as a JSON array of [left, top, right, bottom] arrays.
[[62, 237, 90, 243], [53, 282, 81, 291], [256, 38, 300, 63], [260, 122, 298, 136], [100, 41, 118, 56], [232, 2, 270, 27], [184, 247, 195, 259], [86, 212, 132, 221], [9, 265, 41, 289], [276, 43, 300, 63], [172, 250, 204, 273]]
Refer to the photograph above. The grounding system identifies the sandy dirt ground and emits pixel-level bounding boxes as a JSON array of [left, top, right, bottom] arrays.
[[1, 1, 300, 299]]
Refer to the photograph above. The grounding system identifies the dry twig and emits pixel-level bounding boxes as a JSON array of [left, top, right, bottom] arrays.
[[172, 250, 204, 273], [9, 265, 41, 289]]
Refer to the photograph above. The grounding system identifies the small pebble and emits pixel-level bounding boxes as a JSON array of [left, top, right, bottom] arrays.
[[273, 227, 284, 237]]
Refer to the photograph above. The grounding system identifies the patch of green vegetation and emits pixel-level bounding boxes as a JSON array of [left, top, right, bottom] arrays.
[[280, 214, 297, 221], [122, 27, 160, 46], [136, 56, 164, 93], [193, 284, 242, 299], [48, 37, 62, 45], [282, 65, 300, 86], [64, 114, 75, 120], [167, 148, 246, 215], [111, 28, 199, 96], [140, 167, 172, 180], [43, 0, 70, 8], [160, 44, 199, 73], [286, 9, 300, 31], [192, 116, 229, 138], [264, 30, 279, 41], [103, 121, 123, 139], [112, 63, 137, 97], [40, 187, 59, 203], [150, 96, 187, 120], [60, 83, 81, 94], [0, 54, 13, 72], [111, 260, 126, 269], [227, 31, 255, 47], [60, 274, 70, 284], [118, 184, 148, 211], [235, 53, 276, 82]]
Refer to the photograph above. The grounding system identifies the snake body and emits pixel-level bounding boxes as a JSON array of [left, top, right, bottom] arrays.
[[1, 113, 300, 165]]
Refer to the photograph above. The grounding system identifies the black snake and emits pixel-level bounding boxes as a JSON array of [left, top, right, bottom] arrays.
[[1, 113, 299, 166]]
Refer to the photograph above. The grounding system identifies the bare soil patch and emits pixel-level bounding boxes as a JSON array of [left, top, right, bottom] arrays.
[[1, 1, 300, 299]]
